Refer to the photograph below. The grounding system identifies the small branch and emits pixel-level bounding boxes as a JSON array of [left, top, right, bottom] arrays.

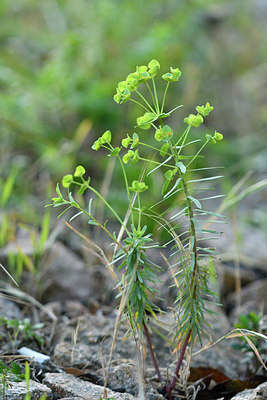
[[143, 321, 163, 382], [165, 330, 191, 397]]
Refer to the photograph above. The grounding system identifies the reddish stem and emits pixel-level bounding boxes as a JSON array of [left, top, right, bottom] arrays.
[[165, 330, 191, 399], [143, 321, 163, 382]]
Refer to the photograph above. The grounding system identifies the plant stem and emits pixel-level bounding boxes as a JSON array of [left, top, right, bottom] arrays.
[[135, 89, 155, 113], [152, 78, 160, 114], [165, 330, 191, 398], [117, 155, 135, 227], [146, 82, 157, 111], [129, 97, 150, 113], [161, 82, 169, 114], [143, 321, 162, 382]]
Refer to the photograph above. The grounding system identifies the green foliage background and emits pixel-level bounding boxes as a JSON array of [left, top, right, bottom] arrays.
[[0, 0, 266, 224]]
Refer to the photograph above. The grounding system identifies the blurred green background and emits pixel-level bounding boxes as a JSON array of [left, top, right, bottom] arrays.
[[0, 0, 266, 241]]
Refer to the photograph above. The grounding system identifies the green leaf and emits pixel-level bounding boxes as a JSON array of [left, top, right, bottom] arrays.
[[74, 165, 85, 177], [160, 143, 169, 156], [136, 112, 155, 130], [102, 130, 112, 143], [164, 169, 174, 180], [214, 131, 223, 141], [55, 184, 63, 198], [88, 219, 98, 225], [196, 102, 214, 116], [78, 184, 87, 195], [129, 180, 148, 193], [162, 67, 181, 82], [130, 149, 139, 164], [161, 125, 173, 141], [51, 197, 65, 205], [131, 132, 139, 148], [161, 179, 170, 196], [121, 136, 131, 148], [109, 147, 121, 156], [154, 128, 163, 141], [62, 174, 73, 188], [184, 114, 203, 127], [188, 195, 202, 209], [92, 138, 102, 150], [177, 161, 186, 174], [192, 218, 202, 234], [122, 150, 134, 164], [148, 59, 160, 77], [118, 81, 127, 92]]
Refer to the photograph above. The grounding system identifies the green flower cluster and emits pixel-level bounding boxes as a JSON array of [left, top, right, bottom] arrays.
[[154, 125, 173, 142], [122, 149, 139, 164], [114, 59, 160, 104], [162, 67, 182, 82], [62, 165, 86, 188], [92, 130, 112, 151], [129, 180, 148, 193], [137, 112, 156, 130], [206, 130, 223, 143], [184, 102, 215, 128]]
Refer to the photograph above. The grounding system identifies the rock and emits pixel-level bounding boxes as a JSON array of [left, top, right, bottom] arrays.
[[97, 363, 165, 399], [0, 297, 21, 320], [230, 381, 267, 399], [215, 262, 257, 299], [155, 305, 245, 378], [229, 300, 265, 324], [0, 228, 34, 260], [40, 242, 90, 302], [0, 379, 52, 400], [226, 279, 267, 313], [41, 242, 115, 305], [53, 313, 138, 371], [190, 304, 245, 378], [43, 372, 135, 399]]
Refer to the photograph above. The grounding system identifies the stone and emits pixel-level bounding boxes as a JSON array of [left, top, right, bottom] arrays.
[[190, 304, 246, 378], [215, 262, 257, 299], [230, 381, 267, 399], [97, 363, 165, 399], [53, 313, 138, 371], [40, 242, 116, 305], [226, 279, 267, 313], [43, 372, 135, 399], [0, 297, 22, 320], [0, 379, 52, 400]]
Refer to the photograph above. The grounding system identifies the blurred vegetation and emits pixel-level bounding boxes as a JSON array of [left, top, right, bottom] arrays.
[[0, 0, 266, 237]]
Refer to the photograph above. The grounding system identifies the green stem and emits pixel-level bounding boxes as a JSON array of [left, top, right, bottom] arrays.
[[152, 77, 160, 114], [137, 193, 141, 230], [146, 82, 157, 112], [129, 98, 150, 113], [186, 139, 209, 168], [138, 157, 176, 169], [73, 203, 126, 252], [117, 155, 135, 228], [138, 141, 172, 157], [161, 82, 170, 114], [83, 181, 132, 237], [135, 89, 155, 113]]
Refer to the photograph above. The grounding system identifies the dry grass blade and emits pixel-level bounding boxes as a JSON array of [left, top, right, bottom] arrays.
[[103, 259, 139, 396], [0, 286, 57, 344], [192, 328, 267, 371], [65, 221, 118, 285], [0, 262, 19, 286]]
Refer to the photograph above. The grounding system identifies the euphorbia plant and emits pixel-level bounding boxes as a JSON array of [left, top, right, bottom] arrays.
[[49, 59, 224, 399]]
